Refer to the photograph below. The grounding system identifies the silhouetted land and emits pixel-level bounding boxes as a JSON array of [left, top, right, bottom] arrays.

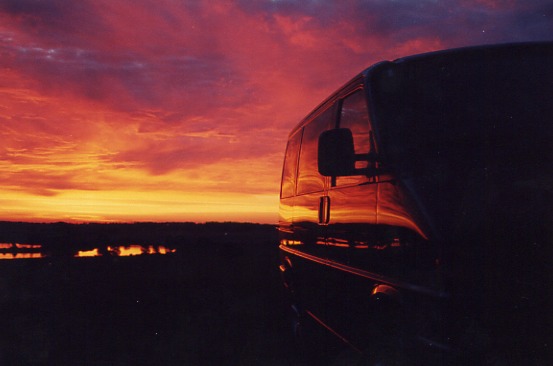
[[0, 221, 276, 256], [0, 222, 318, 365]]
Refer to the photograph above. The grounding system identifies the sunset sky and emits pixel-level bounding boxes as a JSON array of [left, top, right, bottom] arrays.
[[1, 0, 551, 223]]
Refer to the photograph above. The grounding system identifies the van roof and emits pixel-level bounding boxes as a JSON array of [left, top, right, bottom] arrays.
[[287, 41, 553, 139]]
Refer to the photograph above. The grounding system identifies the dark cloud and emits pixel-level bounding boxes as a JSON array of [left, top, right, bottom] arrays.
[[507, 2, 553, 41], [0, 0, 100, 45], [0, 0, 63, 19]]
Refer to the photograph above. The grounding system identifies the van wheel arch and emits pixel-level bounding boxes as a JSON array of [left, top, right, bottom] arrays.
[[369, 284, 405, 337]]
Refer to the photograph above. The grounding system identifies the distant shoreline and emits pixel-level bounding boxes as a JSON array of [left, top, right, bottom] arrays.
[[0, 221, 278, 258]]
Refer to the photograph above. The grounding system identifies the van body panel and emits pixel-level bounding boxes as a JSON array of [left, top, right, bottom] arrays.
[[279, 42, 553, 363]]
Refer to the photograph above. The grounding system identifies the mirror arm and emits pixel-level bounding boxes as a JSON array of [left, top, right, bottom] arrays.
[[355, 152, 379, 163], [360, 167, 380, 178], [355, 153, 368, 161]]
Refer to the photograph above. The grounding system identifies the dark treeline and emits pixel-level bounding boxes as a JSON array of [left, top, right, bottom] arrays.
[[0, 221, 277, 256]]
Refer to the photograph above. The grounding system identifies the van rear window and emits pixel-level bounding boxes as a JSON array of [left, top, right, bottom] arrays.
[[373, 46, 553, 173], [280, 130, 302, 198], [297, 107, 334, 195]]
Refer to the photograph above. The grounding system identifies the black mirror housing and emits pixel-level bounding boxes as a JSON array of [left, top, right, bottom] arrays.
[[318, 128, 356, 176]]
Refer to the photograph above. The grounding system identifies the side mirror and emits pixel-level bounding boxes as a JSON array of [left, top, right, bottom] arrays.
[[318, 128, 356, 176]]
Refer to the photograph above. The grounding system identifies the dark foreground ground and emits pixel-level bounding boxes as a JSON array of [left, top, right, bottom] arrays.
[[0, 224, 320, 366]]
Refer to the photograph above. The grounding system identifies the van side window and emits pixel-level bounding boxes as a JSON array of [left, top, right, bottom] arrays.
[[335, 89, 372, 187], [297, 107, 334, 195], [280, 130, 302, 198]]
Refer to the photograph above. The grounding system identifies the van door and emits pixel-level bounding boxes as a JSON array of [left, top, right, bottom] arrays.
[[324, 88, 380, 346], [294, 105, 335, 248], [289, 104, 336, 321]]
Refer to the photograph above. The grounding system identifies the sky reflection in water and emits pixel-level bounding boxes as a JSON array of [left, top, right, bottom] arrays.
[[0, 243, 175, 259]]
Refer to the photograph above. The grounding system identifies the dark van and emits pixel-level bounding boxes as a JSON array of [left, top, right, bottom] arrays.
[[278, 42, 553, 365]]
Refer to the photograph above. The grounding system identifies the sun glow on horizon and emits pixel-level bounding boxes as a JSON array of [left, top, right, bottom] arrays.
[[0, 189, 279, 224]]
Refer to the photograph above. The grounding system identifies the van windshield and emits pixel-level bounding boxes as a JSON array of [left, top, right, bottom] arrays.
[[373, 44, 553, 180], [371, 44, 553, 227]]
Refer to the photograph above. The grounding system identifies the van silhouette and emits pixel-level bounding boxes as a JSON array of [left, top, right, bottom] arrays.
[[278, 42, 553, 365]]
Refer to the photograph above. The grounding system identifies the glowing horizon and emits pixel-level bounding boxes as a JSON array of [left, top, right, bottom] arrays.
[[1, 0, 551, 223]]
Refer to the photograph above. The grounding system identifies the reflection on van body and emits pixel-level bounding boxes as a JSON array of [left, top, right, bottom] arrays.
[[278, 42, 553, 364]]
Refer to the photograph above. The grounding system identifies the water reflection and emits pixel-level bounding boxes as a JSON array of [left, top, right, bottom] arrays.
[[0, 243, 45, 259], [0, 243, 42, 250], [0, 243, 176, 260], [0, 252, 45, 260], [80, 245, 177, 257], [76, 248, 101, 257]]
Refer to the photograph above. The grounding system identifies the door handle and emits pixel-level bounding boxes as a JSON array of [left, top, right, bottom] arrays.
[[318, 196, 331, 225]]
